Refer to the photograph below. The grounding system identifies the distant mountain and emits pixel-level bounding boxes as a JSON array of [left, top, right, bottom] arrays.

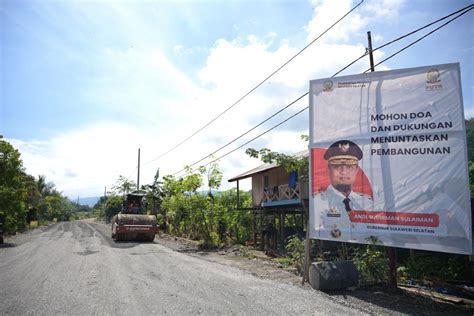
[[78, 196, 100, 207], [196, 189, 221, 196]]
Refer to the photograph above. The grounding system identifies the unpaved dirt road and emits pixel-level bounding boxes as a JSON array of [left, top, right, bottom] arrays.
[[0, 219, 364, 315]]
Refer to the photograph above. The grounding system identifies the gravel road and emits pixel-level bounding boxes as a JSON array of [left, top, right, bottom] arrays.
[[0, 219, 366, 315]]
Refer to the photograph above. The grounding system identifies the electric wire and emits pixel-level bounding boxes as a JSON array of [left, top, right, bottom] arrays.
[[143, 0, 365, 166], [374, 4, 473, 53], [171, 93, 308, 176], [365, 5, 473, 72], [171, 5, 473, 177], [333, 4, 473, 77], [126, 167, 137, 182], [175, 106, 309, 177]]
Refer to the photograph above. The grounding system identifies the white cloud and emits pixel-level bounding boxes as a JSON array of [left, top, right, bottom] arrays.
[[364, 0, 406, 21], [305, 0, 365, 43], [465, 107, 474, 119], [199, 37, 292, 92], [9, 122, 151, 197], [305, 0, 405, 44], [173, 44, 184, 54], [7, 0, 407, 198]]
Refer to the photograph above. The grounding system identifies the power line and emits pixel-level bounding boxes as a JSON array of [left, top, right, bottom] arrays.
[[374, 4, 473, 53], [175, 106, 309, 177], [365, 5, 473, 72], [126, 167, 137, 182], [172, 93, 308, 176], [333, 3, 473, 77], [143, 0, 365, 166], [172, 4, 473, 177]]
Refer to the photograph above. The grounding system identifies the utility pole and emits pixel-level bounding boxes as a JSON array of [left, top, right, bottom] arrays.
[[367, 30, 397, 288], [137, 148, 141, 190], [367, 31, 375, 71]]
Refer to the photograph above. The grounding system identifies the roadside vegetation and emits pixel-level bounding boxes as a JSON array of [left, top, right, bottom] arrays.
[[0, 136, 93, 236], [94, 162, 254, 249]]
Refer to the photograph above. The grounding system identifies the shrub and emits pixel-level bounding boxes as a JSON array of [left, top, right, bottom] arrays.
[[353, 236, 389, 284], [285, 235, 305, 274]]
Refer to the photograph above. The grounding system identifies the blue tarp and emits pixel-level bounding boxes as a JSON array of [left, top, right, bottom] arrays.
[[288, 171, 298, 188]]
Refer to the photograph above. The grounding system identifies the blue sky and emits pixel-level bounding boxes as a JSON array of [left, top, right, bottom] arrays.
[[1, 0, 473, 198]]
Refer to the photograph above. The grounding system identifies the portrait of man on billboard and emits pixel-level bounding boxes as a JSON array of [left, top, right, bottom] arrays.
[[313, 140, 373, 238]]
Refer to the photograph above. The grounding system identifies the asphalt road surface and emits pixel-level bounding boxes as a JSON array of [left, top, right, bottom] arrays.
[[0, 219, 364, 315]]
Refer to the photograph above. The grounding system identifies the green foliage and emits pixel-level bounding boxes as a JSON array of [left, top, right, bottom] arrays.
[[245, 148, 308, 174], [466, 118, 473, 161], [205, 161, 222, 193], [111, 175, 136, 195], [42, 194, 75, 221], [215, 189, 253, 244], [160, 163, 253, 247], [238, 245, 255, 259], [273, 256, 293, 267], [141, 168, 163, 215], [352, 236, 389, 284], [104, 195, 125, 222], [469, 160, 473, 198], [161, 168, 212, 243], [285, 235, 305, 273], [0, 137, 27, 233], [93, 196, 107, 219], [92, 195, 125, 222], [0, 138, 82, 233], [246, 135, 308, 174], [402, 251, 470, 281], [396, 266, 409, 283], [36, 175, 58, 196]]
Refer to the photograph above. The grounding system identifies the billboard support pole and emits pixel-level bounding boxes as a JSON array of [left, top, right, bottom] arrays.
[[302, 200, 311, 285], [137, 148, 141, 190], [367, 30, 397, 287]]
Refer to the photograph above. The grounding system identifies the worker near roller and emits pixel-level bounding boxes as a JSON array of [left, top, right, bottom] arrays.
[[314, 140, 373, 239]]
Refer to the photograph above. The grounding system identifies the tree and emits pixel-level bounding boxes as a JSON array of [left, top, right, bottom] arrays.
[[245, 135, 309, 175], [469, 161, 474, 198], [104, 195, 124, 222], [111, 175, 136, 195], [160, 163, 255, 247], [214, 189, 253, 244], [142, 168, 163, 215], [204, 161, 223, 197], [42, 193, 74, 221], [23, 174, 41, 209], [466, 118, 473, 161], [0, 136, 27, 232]]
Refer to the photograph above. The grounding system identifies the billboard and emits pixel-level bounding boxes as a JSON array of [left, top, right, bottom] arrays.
[[308, 63, 472, 255]]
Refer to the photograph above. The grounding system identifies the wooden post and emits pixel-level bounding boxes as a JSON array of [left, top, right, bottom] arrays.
[[252, 211, 256, 247], [302, 229, 311, 285], [301, 200, 311, 285], [236, 180, 240, 209], [280, 210, 284, 248], [137, 148, 140, 189]]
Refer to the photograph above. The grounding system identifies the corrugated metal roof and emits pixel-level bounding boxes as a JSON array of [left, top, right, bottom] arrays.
[[228, 149, 309, 182]]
